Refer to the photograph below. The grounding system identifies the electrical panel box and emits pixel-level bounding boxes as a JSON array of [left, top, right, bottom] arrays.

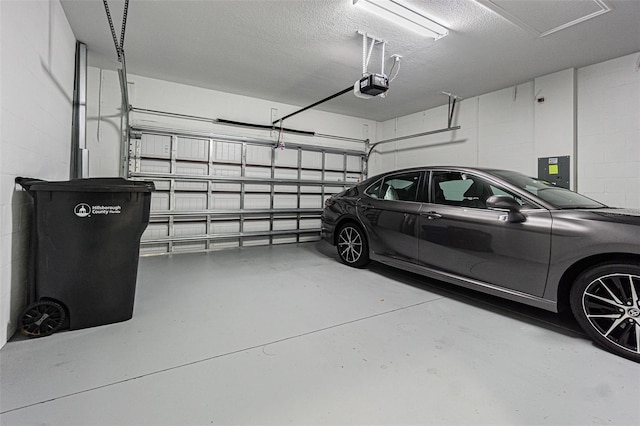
[[538, 156, 570, 189], [359, 73, 389, 96]]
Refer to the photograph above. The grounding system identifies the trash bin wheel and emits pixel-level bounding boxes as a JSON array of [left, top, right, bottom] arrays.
[[20, 300, 66, 338]]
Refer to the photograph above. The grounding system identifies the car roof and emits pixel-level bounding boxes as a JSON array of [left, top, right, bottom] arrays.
[[362, 166, 513, 183]]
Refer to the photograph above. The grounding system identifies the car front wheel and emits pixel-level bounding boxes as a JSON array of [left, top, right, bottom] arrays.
[[336, 223, 369, 268], [570, 263, 640, 362]]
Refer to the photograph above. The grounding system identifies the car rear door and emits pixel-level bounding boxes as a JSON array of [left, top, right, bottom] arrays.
[[356, 170, 424, 263], [417, 170, 552, 297]]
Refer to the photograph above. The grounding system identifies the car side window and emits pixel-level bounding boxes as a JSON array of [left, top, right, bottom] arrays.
[[365, 172, 421, 201], [381, 172, 421, 201], [431, 172, 529, 209], [364, 179, 383, 199], [431, 172, 470, 206]]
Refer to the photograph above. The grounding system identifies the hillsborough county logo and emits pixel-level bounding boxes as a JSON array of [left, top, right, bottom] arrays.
[[74, 203, 122, 218], [74, 203, 91, 218]]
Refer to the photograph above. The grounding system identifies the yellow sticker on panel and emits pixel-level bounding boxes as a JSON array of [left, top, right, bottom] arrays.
[[549, 164, 559, 175]]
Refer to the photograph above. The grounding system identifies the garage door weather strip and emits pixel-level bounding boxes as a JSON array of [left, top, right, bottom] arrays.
[[130, 107, 366, 144]]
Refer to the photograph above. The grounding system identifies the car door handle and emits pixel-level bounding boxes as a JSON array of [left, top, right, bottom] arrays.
[[421, 211, 442, 220], [361, 204, 374, 209]]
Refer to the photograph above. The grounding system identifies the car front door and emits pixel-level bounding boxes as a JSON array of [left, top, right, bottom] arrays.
[[417, 170, 552, 296], [357, 170, 424, 263]]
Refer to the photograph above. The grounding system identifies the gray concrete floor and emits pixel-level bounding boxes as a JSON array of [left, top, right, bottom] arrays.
[[1, 242, 639, 425]]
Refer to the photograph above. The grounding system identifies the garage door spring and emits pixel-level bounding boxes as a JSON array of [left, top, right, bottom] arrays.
[[103, 0, 129, 62]]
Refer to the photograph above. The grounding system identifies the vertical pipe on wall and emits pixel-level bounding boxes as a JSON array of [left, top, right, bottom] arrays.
[[118, 53, 131, 178], [476, 96, 481, 166], [572, 68, 578, 192], [70, 41, 88, 178]]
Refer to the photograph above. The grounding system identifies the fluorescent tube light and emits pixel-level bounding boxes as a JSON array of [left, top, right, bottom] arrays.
[[353, 0, 448, 40]]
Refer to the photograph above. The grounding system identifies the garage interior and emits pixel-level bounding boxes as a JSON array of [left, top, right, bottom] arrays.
[[1, 0, 640, 424]]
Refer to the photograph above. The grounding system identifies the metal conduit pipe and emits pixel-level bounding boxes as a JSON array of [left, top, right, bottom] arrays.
[[118, 53, 131, 177], [367, 92, 463, 161], [70, 41, 88, 179], [366, 126, 461, 161]]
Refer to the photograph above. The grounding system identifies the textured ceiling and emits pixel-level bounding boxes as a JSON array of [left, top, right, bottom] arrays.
[[60, 0, 640, 122]]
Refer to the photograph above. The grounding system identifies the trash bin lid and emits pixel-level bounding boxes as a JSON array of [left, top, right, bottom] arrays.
[[24, 178, 155, 193]]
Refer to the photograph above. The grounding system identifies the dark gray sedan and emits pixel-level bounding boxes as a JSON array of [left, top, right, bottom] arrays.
[[321, 166, 640, 362]]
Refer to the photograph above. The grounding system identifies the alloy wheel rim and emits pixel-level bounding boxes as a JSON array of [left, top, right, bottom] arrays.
[[582, 273, 640, 354], [338, 226, 362, 263]]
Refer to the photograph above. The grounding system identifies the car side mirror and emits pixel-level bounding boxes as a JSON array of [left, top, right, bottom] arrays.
[[486, 195, 526, 223]]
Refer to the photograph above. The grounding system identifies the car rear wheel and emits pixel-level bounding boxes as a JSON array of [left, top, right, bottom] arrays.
[[336, 223, 369, 268], [570, 263, 640, 362]]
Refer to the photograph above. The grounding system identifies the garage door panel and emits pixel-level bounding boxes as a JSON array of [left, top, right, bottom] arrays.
[[140, 159, 170, 174], [246, 145, 272, 165], [175, 162, 207, 177], [273, 194, 297, 209], [302, 151, 323, 169], [176, 137, 208, 162], [174, 193, 207, 211], [244, 194, 271, 209], [213, 141, 242, 163], [211, 194, 241, 210], [300, 195, 322, 208], [151, 192, 170, 211], [141, 134, 171, 158], [274, 148, 298, 167], [129, 128, 364, 254]]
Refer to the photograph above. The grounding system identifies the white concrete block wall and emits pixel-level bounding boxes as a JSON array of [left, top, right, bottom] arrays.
[[375, 55, 638, 206], [577, 53, 640, 208], [374, 79, 552, 178], [374, 86, 536, 176], [86, 67, 123, 177], [0, 0, 76, 348], [478, 82, 535, 175], [534, 69, 576, 189], [371, 100, 479, 175]]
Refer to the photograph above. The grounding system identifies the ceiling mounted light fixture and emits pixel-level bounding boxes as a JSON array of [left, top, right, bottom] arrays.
[[352, 0, 449, 40]]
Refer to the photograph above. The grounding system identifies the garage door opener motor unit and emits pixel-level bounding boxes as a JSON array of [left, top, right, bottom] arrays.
[[357, 73, 389, 96]]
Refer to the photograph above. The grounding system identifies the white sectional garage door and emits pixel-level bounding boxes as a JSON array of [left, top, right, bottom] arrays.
[[127, 126, 364, 255]]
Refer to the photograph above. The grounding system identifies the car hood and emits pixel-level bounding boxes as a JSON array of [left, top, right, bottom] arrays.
[[590, 208, 640, 216], [583, 208, 640, 224]]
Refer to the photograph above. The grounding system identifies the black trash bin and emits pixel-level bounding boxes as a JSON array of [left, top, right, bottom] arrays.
[[16, 177, 155, 337]]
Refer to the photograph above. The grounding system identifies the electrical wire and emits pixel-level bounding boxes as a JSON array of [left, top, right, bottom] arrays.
[[389, 59, 401, 83], [276, 121, 285, 150], [388, 59, 397, 80]]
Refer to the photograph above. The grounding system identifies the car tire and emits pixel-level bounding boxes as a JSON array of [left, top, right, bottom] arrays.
[[336, 223, 370, 268], [570, 263, 640, 362]]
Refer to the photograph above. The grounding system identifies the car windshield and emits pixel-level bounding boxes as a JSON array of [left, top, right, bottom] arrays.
[[491, 170, 607, 209]]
